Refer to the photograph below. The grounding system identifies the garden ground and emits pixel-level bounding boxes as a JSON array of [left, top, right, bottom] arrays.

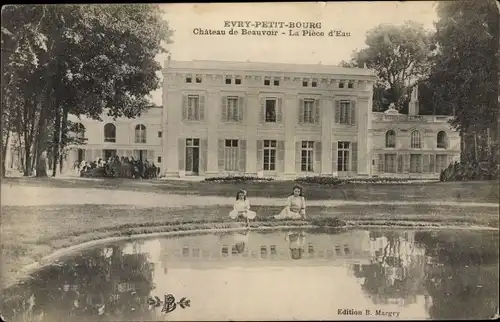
[[1, 177, 498, 290]]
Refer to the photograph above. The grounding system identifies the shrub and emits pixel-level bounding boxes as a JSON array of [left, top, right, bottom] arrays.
[[203, 176, 274, 183], [440, 161, 499, 181]]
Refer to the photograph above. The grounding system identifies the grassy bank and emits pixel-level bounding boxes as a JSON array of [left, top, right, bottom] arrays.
[[3, 177, 499, 202], [2, 203, 498, 289]]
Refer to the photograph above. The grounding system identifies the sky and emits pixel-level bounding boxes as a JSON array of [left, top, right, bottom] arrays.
[[150, 2, 439, 105]]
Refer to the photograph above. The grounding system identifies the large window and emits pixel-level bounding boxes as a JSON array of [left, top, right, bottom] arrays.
[[104, 123, 116, 143], [385, 130, 396, 148], [303, 99, 315, 123], [437, 131, 447, 149], [410, 154, 422, 173], [339, 101, 351, 124], [135, 124, 146, 143], [436, 154, 448, 172], [338, 142, 350, 172], [384, 154, 397, 173], [224, 139, 239, 171], [187, 95, 201, 121], [411, 130, 422, 149], [226, 96, 239, 122], [263, 140, 277, 171], [265, 99, 277, 122], [301, 141, 314, 172]]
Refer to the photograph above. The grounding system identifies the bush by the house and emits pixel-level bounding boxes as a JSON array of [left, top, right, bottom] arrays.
[[203, 176, 274, 183], [440, 161, 499, 181]]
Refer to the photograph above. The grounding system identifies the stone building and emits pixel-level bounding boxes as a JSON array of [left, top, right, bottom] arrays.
[[37, 59, 460, 178]]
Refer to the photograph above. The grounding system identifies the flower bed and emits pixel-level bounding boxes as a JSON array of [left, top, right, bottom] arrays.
[[203, 176, 274, 183], [294, 176, 423, 186]]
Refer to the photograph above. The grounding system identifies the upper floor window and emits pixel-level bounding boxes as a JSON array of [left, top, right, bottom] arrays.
[[225, 78, 232, 84], [195, 76, 202, 83], [222, 96, 243, 122], [135, 124, 146, 143], [302, 80, 309, 87], [348, 80, 354, 89], [185, 77, 192, 83], [311, 80, 317, 87], [104, 123, 116, 143], [385, 130, 396, 148], [411, 130, 422, 149], [158, 131, 162, 138], [74, 123, 86, 140], [184, 95, 204, 121], [265, 99, 277, 122], [437, 131, 448, 149], [300, 99, 317, 124], [264, 79, 271, 86], [273, 79, 280, 86], [235, 77, 242, 85], [335, 100, 355, 125], [339, 81, 345, 89]]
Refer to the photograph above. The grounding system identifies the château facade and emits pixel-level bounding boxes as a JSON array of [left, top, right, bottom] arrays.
[[56, 59, 461, 178]]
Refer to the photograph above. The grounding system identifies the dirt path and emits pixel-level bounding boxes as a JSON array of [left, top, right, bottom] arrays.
[[3, 184, 498, 208]]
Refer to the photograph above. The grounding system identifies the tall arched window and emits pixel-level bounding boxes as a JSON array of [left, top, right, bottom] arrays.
[[75, 123, 86, 140], [437, 131, 448, 149], [104, 123, 116, 143], [135, 124, 147, 143], [410, 130, 421, 149], [385, 130, 396, 148]]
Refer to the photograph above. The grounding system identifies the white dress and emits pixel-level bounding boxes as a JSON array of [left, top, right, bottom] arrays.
[[229, 199, 257, 219], [275, 196, 306, 219]]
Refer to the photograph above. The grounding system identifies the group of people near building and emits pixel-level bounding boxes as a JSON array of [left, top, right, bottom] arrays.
[[76, 156, 160, 179], [229, 185, 307, 224]]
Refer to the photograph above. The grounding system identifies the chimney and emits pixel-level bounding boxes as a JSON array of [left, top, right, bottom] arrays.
[[408, 85, 419, 116]]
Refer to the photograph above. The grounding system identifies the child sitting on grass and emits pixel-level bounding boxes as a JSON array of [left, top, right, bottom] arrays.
[[229, 190, 257, 226]]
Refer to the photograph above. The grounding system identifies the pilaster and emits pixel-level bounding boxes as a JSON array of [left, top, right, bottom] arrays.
[[206, 90, 220, 175], [284, 93, 298, 176], [321, 95, 333, 175]]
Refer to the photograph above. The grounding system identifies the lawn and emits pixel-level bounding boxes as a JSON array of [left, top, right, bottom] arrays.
[[3, 177, 499, 203]]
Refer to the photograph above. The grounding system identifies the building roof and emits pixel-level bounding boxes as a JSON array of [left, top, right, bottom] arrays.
[[165, 59, 377, 78]]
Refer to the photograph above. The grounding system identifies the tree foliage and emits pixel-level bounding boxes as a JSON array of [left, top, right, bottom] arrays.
[[347, 21, 434, 111], [1, 4, 174, 176]]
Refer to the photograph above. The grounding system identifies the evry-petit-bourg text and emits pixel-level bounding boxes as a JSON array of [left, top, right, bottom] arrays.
[[192, 21, 350, 37]]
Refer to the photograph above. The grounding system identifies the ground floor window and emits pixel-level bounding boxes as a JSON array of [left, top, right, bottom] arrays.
[[384, 154, 397, 173], [103, 149, 117, 160], [224, 139, 239, 171], [263, 140, 276, 171], [338, 142, 350, 172], [410, 154, 422, 173], [301, 141, 314, 172], [436, 154, 447, 173]]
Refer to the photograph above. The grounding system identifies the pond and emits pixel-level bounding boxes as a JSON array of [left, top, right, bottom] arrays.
[[1, 228, 498, 321]]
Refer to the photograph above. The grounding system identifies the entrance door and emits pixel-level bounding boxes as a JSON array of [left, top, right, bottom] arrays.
[[77, 149, 86, 163], [337, 142, 350, 177], [185, 138, 200, 175]]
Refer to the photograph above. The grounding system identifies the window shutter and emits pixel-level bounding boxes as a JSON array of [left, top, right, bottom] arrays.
[[277, 140, 285, 173], [351, 142, 358, 173], [276, 98, 283, 123], [260, 98, 265, 123], [238, 96, 245, 122], [295, 141, 301, 173], [199, 95, 205, 121], [298, 98, 304, 124], [423, 154, 430, 173], [182, 95, 188, 120], [314, 141, 322, 173], [218, 139, 225, 171], [331, 142, 338, 173], [239, 140, 246, 172], [397, 154, 404, 173], [335, 100, 341, 124], [373, 154, 379, 174], [314, 99, 320, 124], [350, 100, 356, 125], [178, 138, 185, 171], [221, 96, 227, 122], [195, 139, 205, 174], [256, 140, 264, 171], [429, 154, 436, 173], [403, 154, 410, 173], [378, 153, 385, 172]]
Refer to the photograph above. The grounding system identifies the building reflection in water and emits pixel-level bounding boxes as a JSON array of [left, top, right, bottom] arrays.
[[1, 228, 498, 321]]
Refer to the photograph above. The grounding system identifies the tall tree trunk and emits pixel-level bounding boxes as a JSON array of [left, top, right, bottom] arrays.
[[35, 94, 51, 177], [59, 108, 68, 174], [1, 130, 11, 178], [52, 104, 61, 177]]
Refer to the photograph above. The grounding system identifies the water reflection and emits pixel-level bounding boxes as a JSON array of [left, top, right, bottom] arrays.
[[0, 228, 498, 321]]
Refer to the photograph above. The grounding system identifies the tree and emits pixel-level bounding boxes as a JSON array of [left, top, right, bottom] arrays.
[[347, 21, 434, 111], [429, 0, 499, 164], [1, 4, 174, 177]]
